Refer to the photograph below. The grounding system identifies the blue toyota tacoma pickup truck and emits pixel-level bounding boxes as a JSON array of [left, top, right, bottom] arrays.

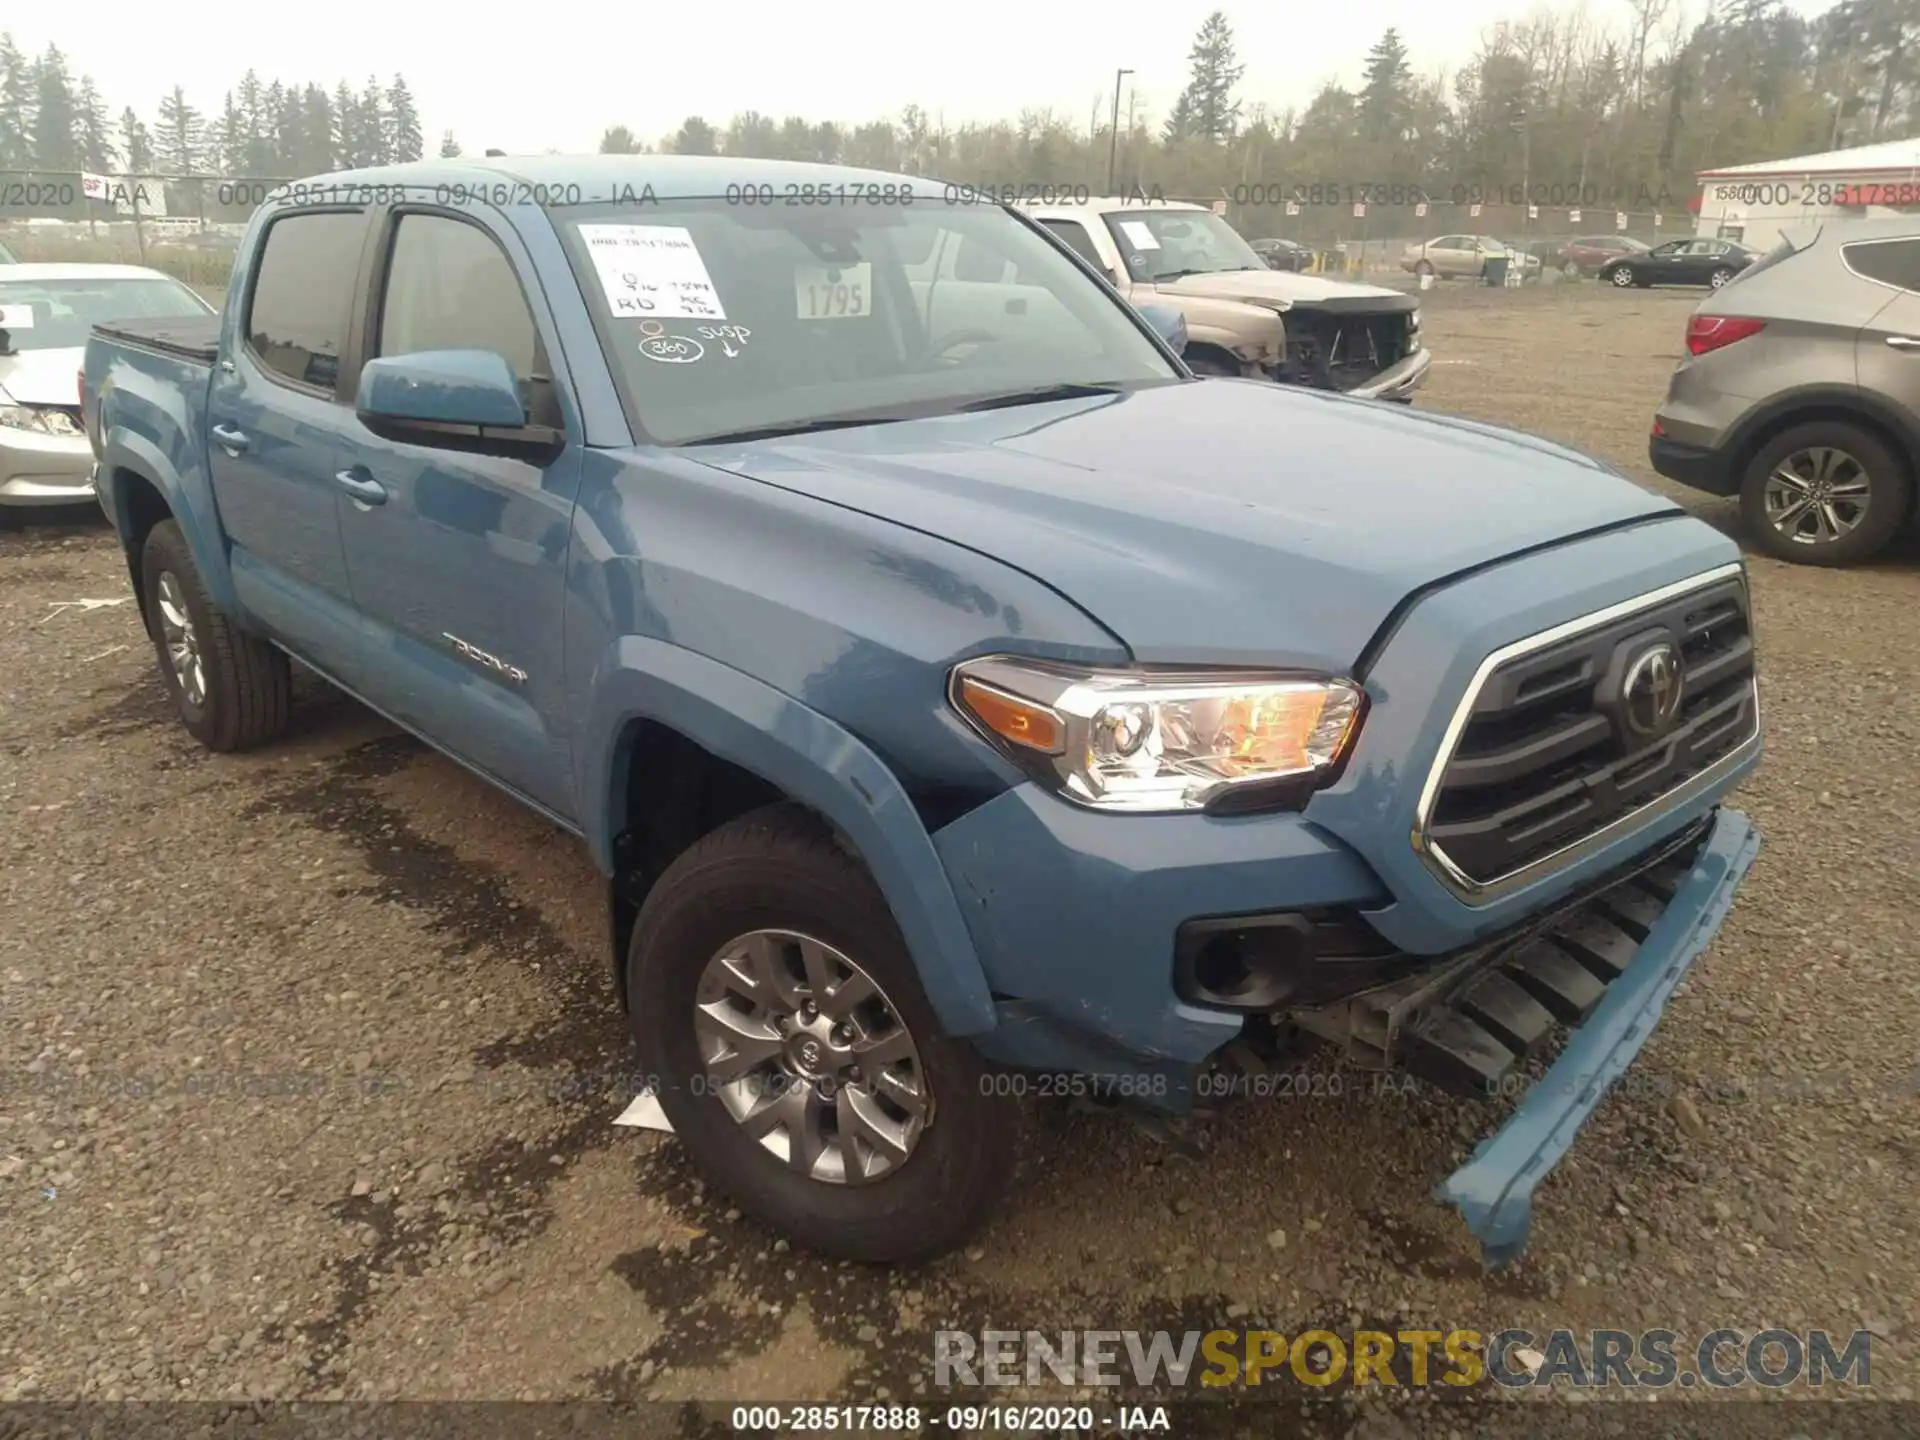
[[81, 157, 1763, 1266]]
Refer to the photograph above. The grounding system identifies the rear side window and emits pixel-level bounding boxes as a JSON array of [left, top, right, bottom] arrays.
[[246, 210, 366, 391], [1038, 219, 1105, 270], [1843, 237, 1920, 294]]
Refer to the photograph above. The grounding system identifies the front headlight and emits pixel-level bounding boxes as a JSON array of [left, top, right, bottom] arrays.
[[0, 404, 82, 437], [950, 656, 1365, 813]]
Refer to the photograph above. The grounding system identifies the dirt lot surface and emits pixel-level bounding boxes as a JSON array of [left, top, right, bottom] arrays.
[[2, 281, 1915, 1431]]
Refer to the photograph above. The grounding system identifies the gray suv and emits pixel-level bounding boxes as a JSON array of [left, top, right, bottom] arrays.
[[1651, 215, 1920, 566]]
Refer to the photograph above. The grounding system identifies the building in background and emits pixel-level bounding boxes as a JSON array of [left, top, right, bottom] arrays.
[[1695, 138, 1920, 251]]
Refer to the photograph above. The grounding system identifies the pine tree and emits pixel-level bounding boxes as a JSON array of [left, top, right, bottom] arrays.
[[75, 76, 115, 171], [332, 80, 357, 166], [1170, 11, 1244, 144], [155, 85, 205, 173], [299, 85, 336, 173], [438, 129, 461, 158], [119, 107, 154, 173], [0, 33, 31, 169], [31, 44, 79, 172], [214, 91, 245, 174], [359, 75, 389, 164], [271, 83, 304, 175], [387, 76, 422, 161], [1360, 29, 1413, 143], [1161, 92, 1197, 144]]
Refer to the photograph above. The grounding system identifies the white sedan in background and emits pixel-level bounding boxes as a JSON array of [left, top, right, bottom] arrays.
[[1, 263, 215, 510]]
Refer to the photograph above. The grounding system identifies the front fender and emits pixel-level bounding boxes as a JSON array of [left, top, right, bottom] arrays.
[[579, 634, 998, 1038]]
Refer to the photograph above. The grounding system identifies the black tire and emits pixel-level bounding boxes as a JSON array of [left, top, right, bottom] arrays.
[[1738, 421, 1913, 567], [1184, 351, 1242, 378], [628, 803, 1017, 1263], [139, 519, 291, 751], [1709, 267, 1735, 289]]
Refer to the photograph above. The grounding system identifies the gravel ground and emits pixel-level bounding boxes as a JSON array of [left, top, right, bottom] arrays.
[[1, 281, 1915, 1427]]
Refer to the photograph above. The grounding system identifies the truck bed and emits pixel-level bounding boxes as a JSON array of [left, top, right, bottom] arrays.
[[91, 314, 221, 367]]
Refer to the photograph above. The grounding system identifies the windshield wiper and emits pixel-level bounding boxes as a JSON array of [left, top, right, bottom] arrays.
[[951, 382, 1127, 414], [682, 414, 908, 446]]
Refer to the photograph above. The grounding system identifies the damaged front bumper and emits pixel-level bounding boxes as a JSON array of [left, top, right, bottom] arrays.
[[1429, 806, 1760, 1266], [1343, 346, 1430, 403]]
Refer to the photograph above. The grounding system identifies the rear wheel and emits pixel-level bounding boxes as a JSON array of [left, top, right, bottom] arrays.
[[1610, 265, 1637, 287], [627, 804, 1017, 1263], [1709, 267, 1735, 289], [139, 520, 291, 751], [1562, 260, 1582, 279], [1739, 422, 1912, 566], [1414, 260, 1434, 277]]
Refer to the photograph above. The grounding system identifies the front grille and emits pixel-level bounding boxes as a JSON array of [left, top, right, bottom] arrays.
[[1275, 313, 1413, 391], [1419, 567, 1757, 893]]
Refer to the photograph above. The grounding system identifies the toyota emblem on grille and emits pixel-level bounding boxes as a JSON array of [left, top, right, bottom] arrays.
[[1621, 642, 1684, 740]]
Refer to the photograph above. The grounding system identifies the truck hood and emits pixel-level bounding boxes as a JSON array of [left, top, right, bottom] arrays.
[[0, 346, 84, 406], [697, 380, 1680, 672], [1155, 268, 1416, 314]]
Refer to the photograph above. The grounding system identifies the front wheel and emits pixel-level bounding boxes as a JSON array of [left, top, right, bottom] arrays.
[[1739, 422, 1912, 566], [1610, 265, 1636, 287], [140, 520, 291, 751], [628, 804, 1017, 1263]]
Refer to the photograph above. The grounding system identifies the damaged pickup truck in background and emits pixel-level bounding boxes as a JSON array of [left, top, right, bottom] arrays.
[[1022, 196, 1429, 400]]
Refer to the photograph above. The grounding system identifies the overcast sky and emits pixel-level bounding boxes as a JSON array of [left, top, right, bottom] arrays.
[[17, 0, 1839, 157]]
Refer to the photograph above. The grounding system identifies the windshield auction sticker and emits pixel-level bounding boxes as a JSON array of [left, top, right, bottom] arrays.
[[1117, 220, 1161, 250], [578, 224, 726, 321], [0, 304, 35, 329]]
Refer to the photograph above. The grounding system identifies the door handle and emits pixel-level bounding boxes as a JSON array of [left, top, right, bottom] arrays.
[[1886, 336, 1920, 350], [210, 422, 249, 456], [335, 468, 387, 506]]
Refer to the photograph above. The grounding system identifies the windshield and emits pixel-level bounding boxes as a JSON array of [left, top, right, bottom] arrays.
[[561, 201, 1181, 446], [0, 276, 210, 353], [1098, 209, 1266, 283]]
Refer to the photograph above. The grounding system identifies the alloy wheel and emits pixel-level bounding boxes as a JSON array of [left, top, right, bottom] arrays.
[[693, 929, 930, 1183], [1611, 267, 1634, 286], [155, 571, 206, 707], [1764, 446, 1872, 546]]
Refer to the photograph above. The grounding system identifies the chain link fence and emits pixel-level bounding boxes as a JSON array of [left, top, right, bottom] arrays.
[[1, 170, 300, 289]]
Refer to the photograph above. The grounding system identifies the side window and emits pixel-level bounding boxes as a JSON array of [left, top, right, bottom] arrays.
[[1038, 219, 1106, 271], [377, 213, 540, 382], [246, 210, 366, 391], [1844, 238, 1920, 293], [1433, 235, 1463, 249]]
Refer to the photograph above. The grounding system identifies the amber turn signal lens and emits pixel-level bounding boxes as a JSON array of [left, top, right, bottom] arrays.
[[959, 677, 1064, 754]]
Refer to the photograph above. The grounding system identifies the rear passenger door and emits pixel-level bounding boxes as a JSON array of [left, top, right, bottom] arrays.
[[1847, 237, 1920, 418], [208, 207, 374, 683], [332, 207, 583, 819]]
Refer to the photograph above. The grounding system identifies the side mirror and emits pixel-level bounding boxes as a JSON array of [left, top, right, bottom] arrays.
[[355, 349, 527, 430], [1136, 301, 1188, 356]]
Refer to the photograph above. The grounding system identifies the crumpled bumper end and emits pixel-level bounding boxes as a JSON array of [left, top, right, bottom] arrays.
[[1435, 807, 1761, 1267]]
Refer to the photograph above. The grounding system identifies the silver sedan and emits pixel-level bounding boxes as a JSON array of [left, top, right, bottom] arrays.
[[2, 263, 216, 509]]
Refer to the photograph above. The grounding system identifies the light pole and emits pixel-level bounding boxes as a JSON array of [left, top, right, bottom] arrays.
[[1107, 68, 1133, 195]]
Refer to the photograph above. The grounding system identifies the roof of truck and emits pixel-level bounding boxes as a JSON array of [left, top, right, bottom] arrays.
[[298, 155, 953, 200]]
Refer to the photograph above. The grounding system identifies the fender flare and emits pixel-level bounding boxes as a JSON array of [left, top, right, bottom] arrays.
[[579, 634, 998, 1038], [1722, 385, 1920, 476], [100, 426, 241, 616]]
